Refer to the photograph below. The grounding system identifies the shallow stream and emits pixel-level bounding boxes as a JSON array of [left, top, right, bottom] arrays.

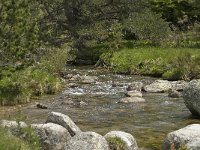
[[1, 66, 200, 150]]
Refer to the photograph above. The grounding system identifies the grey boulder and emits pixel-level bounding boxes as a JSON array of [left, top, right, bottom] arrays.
[[31, 123, 71, 150], [46, 112, 81, 136], [144, 80, 172, 93], [163, 124, 200, 150], [65, 131, 110, 150], [183, 79, 200, 116]]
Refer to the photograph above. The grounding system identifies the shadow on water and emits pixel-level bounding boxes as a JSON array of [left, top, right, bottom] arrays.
[[1, 66, 200, 150]]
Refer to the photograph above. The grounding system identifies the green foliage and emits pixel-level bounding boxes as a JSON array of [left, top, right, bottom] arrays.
[[0, 127, 34, 150], [39, 45, 71, 75], [125, 10, 171, 45], [162, 68, 184, 81], [150, 0, 200, 29], [107, 137, 126, 150], [171, 52, 200, 80]]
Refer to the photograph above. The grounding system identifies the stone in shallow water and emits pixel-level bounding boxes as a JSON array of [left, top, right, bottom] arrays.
[[171, 80, 188, 91], [162, 124, 200, 150], [119, 97, 145, 103], [36, 103, 48, 109], [127, 82, 143, 91], [65, 132, 110, 150], [104, 131, 139, 150], [143, 80, 172, 93], [168, 89, 182, 98], [125, 90, 143, 97]]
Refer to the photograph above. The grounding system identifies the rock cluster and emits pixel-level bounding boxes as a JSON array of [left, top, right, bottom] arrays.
[[0, 112, 139, 150]]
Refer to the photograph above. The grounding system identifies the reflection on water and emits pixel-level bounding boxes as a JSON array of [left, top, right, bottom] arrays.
[[1, 66, 200, 150]]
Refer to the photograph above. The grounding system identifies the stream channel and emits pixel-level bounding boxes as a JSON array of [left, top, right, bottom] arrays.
[[1, 66, 200, 150]]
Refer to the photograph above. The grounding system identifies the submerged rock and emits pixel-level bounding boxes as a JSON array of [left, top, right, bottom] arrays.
[[168, 89, 182, 98], [70, 74, 98, 84], [125, 90, 143, 97], [127, 82, 143, 91], [119, 97, 145, 103], [104, 131, 139, 150], [46, 112, 81, 136], [163, 124, 200, 150], [65, 132, 110, 150], [32, 123, 71, 150], [183, 79, 200, 116], [143, 80, 172, 93], [36, 103, 48, 109]]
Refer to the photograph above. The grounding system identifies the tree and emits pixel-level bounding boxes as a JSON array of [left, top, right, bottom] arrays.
[[0, 0, 42, 65]]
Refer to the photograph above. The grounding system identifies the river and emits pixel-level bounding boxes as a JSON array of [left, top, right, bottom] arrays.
[[1, 66, 200, 150]]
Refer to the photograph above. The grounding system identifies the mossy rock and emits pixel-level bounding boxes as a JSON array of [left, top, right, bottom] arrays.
[[107, 137, 127, 150]]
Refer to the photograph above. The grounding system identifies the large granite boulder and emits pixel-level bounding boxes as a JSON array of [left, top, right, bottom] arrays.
[[183, 80, 200, 116], [104, 131, 139, 150], [31, 123, 71, 150], [162, 124, 200, 150], [46, 112, 81, 136], [143, 80, 172, 93], [65, 132, 110, 150]]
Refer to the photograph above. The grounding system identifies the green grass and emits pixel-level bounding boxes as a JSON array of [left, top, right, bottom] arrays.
[[0, 127, 40, 150], [100, 47, 200, 80]]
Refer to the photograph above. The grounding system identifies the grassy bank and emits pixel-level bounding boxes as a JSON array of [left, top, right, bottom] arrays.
[[0, 47, 70, 106], [100, 47, 200, 81]]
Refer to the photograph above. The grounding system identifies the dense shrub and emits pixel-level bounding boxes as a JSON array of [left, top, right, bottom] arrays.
[[0, 67, 61, 105], [125, 10, 171, 45]]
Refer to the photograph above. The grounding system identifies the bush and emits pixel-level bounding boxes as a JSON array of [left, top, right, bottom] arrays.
[[125, 10, 171, 45], [39, 45, 71, 75], [162, 68, 184, 81], [0, 67, 61, 105]]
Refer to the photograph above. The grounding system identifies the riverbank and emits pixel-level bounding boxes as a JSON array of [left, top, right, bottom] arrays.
[[100, 47, 200, 81]]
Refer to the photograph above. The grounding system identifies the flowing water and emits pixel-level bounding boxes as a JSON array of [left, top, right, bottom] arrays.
[[1, 66, 200, 150]]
